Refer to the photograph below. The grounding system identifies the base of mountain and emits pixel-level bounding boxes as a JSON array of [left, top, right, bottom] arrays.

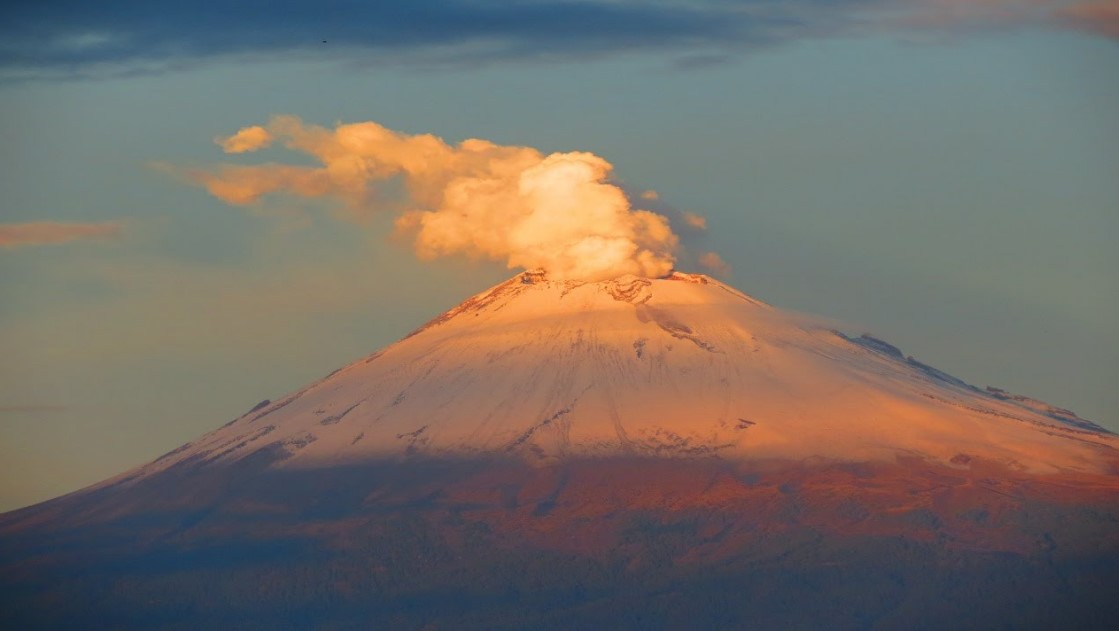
[[3, 456, 1118, 629]]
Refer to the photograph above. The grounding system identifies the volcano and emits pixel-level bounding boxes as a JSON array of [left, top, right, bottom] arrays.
[[3, 272, 1118, 630]]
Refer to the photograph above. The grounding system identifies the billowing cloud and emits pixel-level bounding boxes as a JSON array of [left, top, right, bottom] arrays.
[[216, 125, 272, 154], [698, 251, 731, 277], [3, 1, 1114, 81], [0, 221, 122, 248], [182, 116, 679, 281]]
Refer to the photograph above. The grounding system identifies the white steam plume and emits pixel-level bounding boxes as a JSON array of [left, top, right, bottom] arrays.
[[193, 116, 679, 281]]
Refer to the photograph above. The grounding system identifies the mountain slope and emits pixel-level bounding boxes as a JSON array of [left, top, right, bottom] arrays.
[[3, 271, 1118, 630], [124, 270, 1115, 482]]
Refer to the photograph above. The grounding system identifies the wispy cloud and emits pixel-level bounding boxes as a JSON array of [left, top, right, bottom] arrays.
[[2, 1, 1111, 80], [215, 125, 272, 154], [0, 221, 123, 248], [1058, 0, 1119, 37], [698, 251, 731, 277], [682, 212, 708, 231]]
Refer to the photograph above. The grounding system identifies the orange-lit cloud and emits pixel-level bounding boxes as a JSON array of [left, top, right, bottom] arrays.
[[1058, 0, 1119, 36], [216, 125, 272, 154], [889, 0, 1119, 38], [698, 251, 731, 277], [186, 164, 335, 206], [182, 116, 681, 281], [640, 189, 659, 201], [682, 212, 708, 231], [0, 221, 122, 248]]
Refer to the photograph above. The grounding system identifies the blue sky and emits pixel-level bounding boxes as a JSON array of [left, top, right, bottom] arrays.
[[1, 1, 1117, 510]]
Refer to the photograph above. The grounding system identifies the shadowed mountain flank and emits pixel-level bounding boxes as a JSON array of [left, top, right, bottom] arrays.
[[2, 457, 1118, 629]]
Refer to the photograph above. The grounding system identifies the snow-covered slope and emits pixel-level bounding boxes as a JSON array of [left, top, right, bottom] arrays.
[[130, 271, 1117, 480]]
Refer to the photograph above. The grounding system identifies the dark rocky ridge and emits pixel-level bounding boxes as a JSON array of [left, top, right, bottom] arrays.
[[842, 332, 1108, 433]]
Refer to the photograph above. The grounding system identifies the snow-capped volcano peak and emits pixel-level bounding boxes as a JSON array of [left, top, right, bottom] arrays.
[[127, 271, 1116, 483]]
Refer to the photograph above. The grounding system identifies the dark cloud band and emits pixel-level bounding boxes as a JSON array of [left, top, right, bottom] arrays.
[[0, 1, 1113, 80]]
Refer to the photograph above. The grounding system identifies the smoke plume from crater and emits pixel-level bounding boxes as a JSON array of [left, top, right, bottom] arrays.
[[187, 116, 682, 281]]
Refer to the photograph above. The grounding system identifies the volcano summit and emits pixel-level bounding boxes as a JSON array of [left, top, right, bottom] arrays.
[[3, 272, 1118, 629], [110, 271, 1112, 475]]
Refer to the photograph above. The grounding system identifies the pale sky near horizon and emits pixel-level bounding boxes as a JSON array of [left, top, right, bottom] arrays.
[[2, 1, 1117, 511]]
